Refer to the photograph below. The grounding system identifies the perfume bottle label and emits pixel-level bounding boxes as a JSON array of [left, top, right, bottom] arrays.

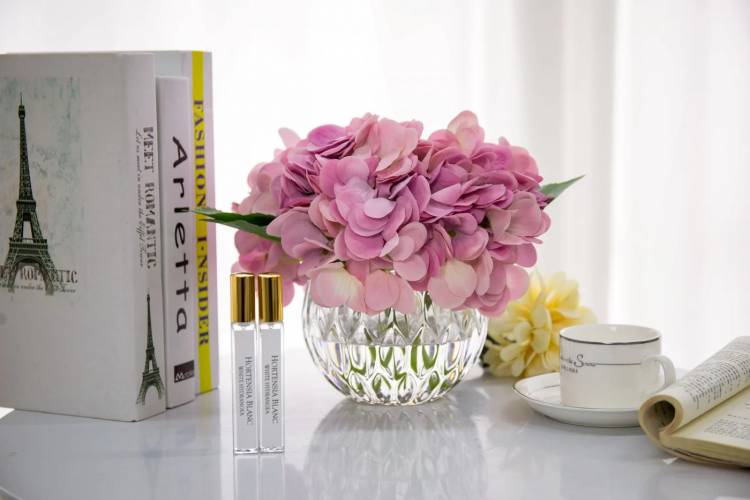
[[261, 324, 283, 450], [233, 326, 258, 451]]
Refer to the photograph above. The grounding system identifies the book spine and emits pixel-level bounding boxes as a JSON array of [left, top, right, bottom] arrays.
[[125, 54, 167, 420], [156, 77, 197, 408], [192, 51, 219, 394]]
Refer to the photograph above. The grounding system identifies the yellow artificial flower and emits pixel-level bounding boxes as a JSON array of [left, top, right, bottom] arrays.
[[483, 271, 595, 378]]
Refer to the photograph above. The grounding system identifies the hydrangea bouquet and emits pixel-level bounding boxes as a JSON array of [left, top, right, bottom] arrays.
[[199, 111, 579, 318]]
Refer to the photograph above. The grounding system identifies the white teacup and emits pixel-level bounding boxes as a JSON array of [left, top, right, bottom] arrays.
[[559, 324, 676, 409]]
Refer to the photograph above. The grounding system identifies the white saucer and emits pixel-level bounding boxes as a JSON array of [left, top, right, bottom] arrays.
[[513, 372, 640, 428]]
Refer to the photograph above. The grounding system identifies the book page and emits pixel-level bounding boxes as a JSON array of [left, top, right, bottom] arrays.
[[653, 337, 750, 428], [664, 386, 750, 465]]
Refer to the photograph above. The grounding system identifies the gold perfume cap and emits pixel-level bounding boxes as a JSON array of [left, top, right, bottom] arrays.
[[258, 273, 283, 323], [231, 273, 255, 323]]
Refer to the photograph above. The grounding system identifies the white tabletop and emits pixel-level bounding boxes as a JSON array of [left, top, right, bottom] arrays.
[[0, 348, 748, 500]]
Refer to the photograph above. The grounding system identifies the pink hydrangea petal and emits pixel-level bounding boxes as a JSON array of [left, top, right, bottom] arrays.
[[337, 157, 370, 184], [377, 156, 417, 181], [487, 208, 512, 241], [424, 200, 454, 218], [278, 127, 301, 148], [431, 184, 462, 204], [350, 209, 389, 236], [394, 277, 417, 314], [380, 235, 399, 257], [448, 213, 478, 234], [297, 248, 335, 277], [280, 217, 327, 259], [235, 230, 268, 254], [346, 260, 370, 283], [507, 193, 546, 236], [308, 124, 346, 146], [453, 228, 489, 261], [427, 260, 477, 309], [496, 232, 526, 245], [473, 251, 493, 295], [394, 254, 427, 281], [303, 237, 332, 252], [333, 232, 349, 260], [477, 289, 511, 316], [474, 184, 506, 206], [447, 110, 479, 134], [409, 175, 431, 211], [238, 251, 265, 274], [310, 264, 360, 308], [399, 222, 427, 249], [455, 128, 481, 156], [318, 160, 341, 197], [363, 198, 396, 218], [374, 119, 419, 171], [381, 202, 406, 241], [505, 265, 529, 300], [389, 222, 426, 261], [389, 175, 413, 199], [444, 259, 478, 299], [446, 111, 484, 156], [364, 270, 399, 311], [516, 244, 537, 267], [333, 178, 374, 218], [486, 262, 508, 295], [432, 225, 453, 257], [344, 227, 384, 260]]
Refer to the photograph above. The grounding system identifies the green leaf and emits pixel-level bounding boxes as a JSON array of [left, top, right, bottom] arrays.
[[541, 175, 584, 202], [199, 218, 281, 242], [194, 207, 275, 226], [194, 208, 280, 242]]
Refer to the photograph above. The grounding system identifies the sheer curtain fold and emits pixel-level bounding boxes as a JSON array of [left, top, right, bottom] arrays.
[[1, 0, 748, 365], [611, 0, 750, 365]]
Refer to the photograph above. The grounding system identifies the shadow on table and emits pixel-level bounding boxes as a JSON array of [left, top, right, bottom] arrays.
[[302, 398, 487, 500]]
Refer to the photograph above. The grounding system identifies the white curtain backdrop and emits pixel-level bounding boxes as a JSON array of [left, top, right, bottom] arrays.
[[2, 0, 749, 368]]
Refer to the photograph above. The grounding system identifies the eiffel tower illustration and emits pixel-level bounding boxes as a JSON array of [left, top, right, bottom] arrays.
[[136, 293, 165, 405], [0, 96, 61, 295]]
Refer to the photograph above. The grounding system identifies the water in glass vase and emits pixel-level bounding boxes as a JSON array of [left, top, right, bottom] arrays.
[[307, 335, 484, 405]]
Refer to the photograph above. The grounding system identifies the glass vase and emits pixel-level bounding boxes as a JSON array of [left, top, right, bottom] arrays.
[[302, 285, 488, 405]]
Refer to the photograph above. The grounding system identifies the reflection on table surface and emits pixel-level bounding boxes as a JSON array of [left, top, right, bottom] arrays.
[[0, 349, 748, 500]]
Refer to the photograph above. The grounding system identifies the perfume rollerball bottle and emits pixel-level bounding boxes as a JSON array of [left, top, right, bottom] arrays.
[[258, 273, 284, 453], [231, 273, 259, 454]]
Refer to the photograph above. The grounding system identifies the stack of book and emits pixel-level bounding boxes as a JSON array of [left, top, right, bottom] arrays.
[[0, 52, 219, 421]]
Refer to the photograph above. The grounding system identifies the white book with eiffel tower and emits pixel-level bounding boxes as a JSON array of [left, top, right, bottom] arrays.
[[0, 53, 167, 421]]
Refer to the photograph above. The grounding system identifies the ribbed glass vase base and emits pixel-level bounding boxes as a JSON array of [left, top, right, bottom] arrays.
[[303, 286, 488, 405]]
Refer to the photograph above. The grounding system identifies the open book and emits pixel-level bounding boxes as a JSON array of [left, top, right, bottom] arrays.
[[639, 337, 750, 467]]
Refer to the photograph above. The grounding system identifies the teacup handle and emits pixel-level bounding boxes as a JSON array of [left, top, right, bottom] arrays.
[[642, 354, 677, 393]]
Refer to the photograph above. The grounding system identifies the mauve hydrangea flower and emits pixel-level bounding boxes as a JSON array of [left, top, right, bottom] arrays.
[[233, 111, 551, 315]]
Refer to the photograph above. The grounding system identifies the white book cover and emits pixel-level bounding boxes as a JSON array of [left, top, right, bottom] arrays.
[[155, 52, 218, 395], [157, 76, 197, 408], [0, 53, 166, 421]]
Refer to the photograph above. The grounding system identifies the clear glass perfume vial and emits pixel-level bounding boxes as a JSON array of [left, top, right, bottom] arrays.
[[258, 273, 284, 453], [230, 273, 259, 454]]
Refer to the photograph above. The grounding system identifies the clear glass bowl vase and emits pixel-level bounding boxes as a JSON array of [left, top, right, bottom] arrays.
[[302, 285, 488, 405]]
